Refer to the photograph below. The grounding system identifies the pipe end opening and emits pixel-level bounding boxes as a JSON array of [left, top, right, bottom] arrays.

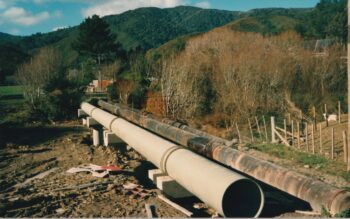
[[222, 179, 264, 218]]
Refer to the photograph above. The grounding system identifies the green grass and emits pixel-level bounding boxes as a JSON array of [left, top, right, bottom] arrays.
[[0, 85, 23, 96], [247, 143, 350, 182], [0, 86, 25, 124]]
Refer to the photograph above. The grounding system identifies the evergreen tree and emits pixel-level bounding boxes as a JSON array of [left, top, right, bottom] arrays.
[[72, 15, 122, 60]]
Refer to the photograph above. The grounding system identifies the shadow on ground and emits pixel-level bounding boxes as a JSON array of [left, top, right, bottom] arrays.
[[0, 125, 86, 148]]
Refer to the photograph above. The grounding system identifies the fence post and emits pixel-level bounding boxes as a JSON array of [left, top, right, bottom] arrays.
[[284, 119, 287, 142], [291, 120, 294, 147], [271, 117, 276, 143], [343, 130, 348, 163], [248, 118, 254, 143], [297, 122, 300, 149], [262, 116, 268, 142], [288, 113, 291, 125], [305, 123, 309, 152], [312, 106, 316, 130], [319, 123, 323, 154], [325, 103, 328, 127], [255, 116, 262, 140], [338, 101, 341, 124], [312, 124, 315, 154], [235, 122, 242, 144], [331, 128, 334, 160]]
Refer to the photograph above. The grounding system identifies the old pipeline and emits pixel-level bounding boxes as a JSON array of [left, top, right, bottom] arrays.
[[81, 102, 264, 217], [97, 100, 350, 215]]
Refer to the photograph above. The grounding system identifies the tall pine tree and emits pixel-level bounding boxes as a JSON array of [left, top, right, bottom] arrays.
[[72, 15, 122, 60]]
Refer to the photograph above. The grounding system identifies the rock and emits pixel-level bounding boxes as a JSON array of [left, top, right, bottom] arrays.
[[107, 184, 115, 191], [56, 208, 66, 214], [304, 165, 310, 169]]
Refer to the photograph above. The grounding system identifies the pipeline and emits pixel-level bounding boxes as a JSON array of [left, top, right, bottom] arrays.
[[96, 100, 350, 215], [81, 102, 264, 217], [97, 100, 236, 146]]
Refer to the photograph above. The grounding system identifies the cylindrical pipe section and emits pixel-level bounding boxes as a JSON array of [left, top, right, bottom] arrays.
[[97, 100, 233, 146], [81, 102, 264, 217], [165, 148, 264, 217], [96, 101, 350, 215]]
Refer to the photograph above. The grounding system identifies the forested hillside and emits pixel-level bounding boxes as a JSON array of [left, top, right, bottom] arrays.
[[0, 5, 326, 84]]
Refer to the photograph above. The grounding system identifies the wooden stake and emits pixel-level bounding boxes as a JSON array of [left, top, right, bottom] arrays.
[[255, 116, 262, 140], [319, 123, 323, 154], [274, 129, 290, 146], [331, 128, 334, 160], [338, 101, 341, 124], [284, 119, 287, 143], [311, 124, 315, 154], [343, 130, 348, 163], [312, 106, 316, 130], [271, 117, 276, 143], [262, 116, 268, 142], [291, 120, 294, 147], [347, 0, 350, 171], [248, 118, 254, 143], [297, 122, 300, 149], [235, 122, 242, 144], [305, 123, 309, 152], [325, 103, 328, 127], [288, 113, 291, 125]]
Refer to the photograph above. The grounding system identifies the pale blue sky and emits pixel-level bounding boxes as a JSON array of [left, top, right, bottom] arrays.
[[0, 0, 320, 36]]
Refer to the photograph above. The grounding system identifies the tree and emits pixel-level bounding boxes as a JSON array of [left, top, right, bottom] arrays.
[[15, 47, 62, 108], [72, 15, 122, 60]]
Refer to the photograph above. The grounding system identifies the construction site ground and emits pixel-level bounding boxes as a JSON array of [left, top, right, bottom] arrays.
[[0, 120, 348, 218]]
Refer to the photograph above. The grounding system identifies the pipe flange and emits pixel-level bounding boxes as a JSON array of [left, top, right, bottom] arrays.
[[160, 146, 182, 174]]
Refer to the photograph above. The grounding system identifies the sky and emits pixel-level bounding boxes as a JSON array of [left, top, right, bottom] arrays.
[[0, 0, 320, 36]]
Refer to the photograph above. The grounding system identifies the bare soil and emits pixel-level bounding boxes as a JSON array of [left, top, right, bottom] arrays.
[[0, 121, 336, 218], [0, 122, 213, 218]]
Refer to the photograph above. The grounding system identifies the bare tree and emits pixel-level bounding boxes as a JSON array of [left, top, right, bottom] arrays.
[[15, 47, 62, 108]]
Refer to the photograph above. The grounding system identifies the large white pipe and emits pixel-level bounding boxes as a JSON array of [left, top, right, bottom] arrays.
[[81, 102, 264, 217]]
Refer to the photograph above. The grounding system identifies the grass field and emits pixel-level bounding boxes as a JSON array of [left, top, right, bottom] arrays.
[[0, 86, 25, 123], [0, 85, 24, 96]]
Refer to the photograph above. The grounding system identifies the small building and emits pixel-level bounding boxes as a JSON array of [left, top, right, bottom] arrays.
[[86, 80, 113, 93]]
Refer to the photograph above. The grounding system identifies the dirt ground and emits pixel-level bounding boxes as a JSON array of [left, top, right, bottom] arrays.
[[0, 121, 217, 218], [0, 121, 335, 218]]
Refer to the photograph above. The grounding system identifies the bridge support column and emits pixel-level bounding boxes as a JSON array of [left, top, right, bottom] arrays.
[[92, 127, 103, 146]]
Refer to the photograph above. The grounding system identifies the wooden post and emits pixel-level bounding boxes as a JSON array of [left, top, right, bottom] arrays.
[[312, 106, 316, 130], [347, 0, 350, 171], [271, 117, 276, 143], [319, 123, 323, 154], [338, 101, 341, 124], [248, 118, 254, 143], [235, 122, 242, 144], [284, 119, 287, 143], [288, 113, 291, 125], [262, 116, 268, 142], [331, 128, 334, 160], [325, 103, 328, 127], [343, 130, 348, 163], [255, 116, 262, 140], [297, 122, 300, 149], [291, 120, 294, 147], [312, 124, 315, 154], [305, 123, 309, 152]]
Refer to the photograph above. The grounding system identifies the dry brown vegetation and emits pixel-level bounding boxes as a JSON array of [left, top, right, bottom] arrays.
[[158, 28, 346, 127]]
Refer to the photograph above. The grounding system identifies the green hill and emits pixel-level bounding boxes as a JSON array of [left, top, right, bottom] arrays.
[[1, 4, 342, 84]]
